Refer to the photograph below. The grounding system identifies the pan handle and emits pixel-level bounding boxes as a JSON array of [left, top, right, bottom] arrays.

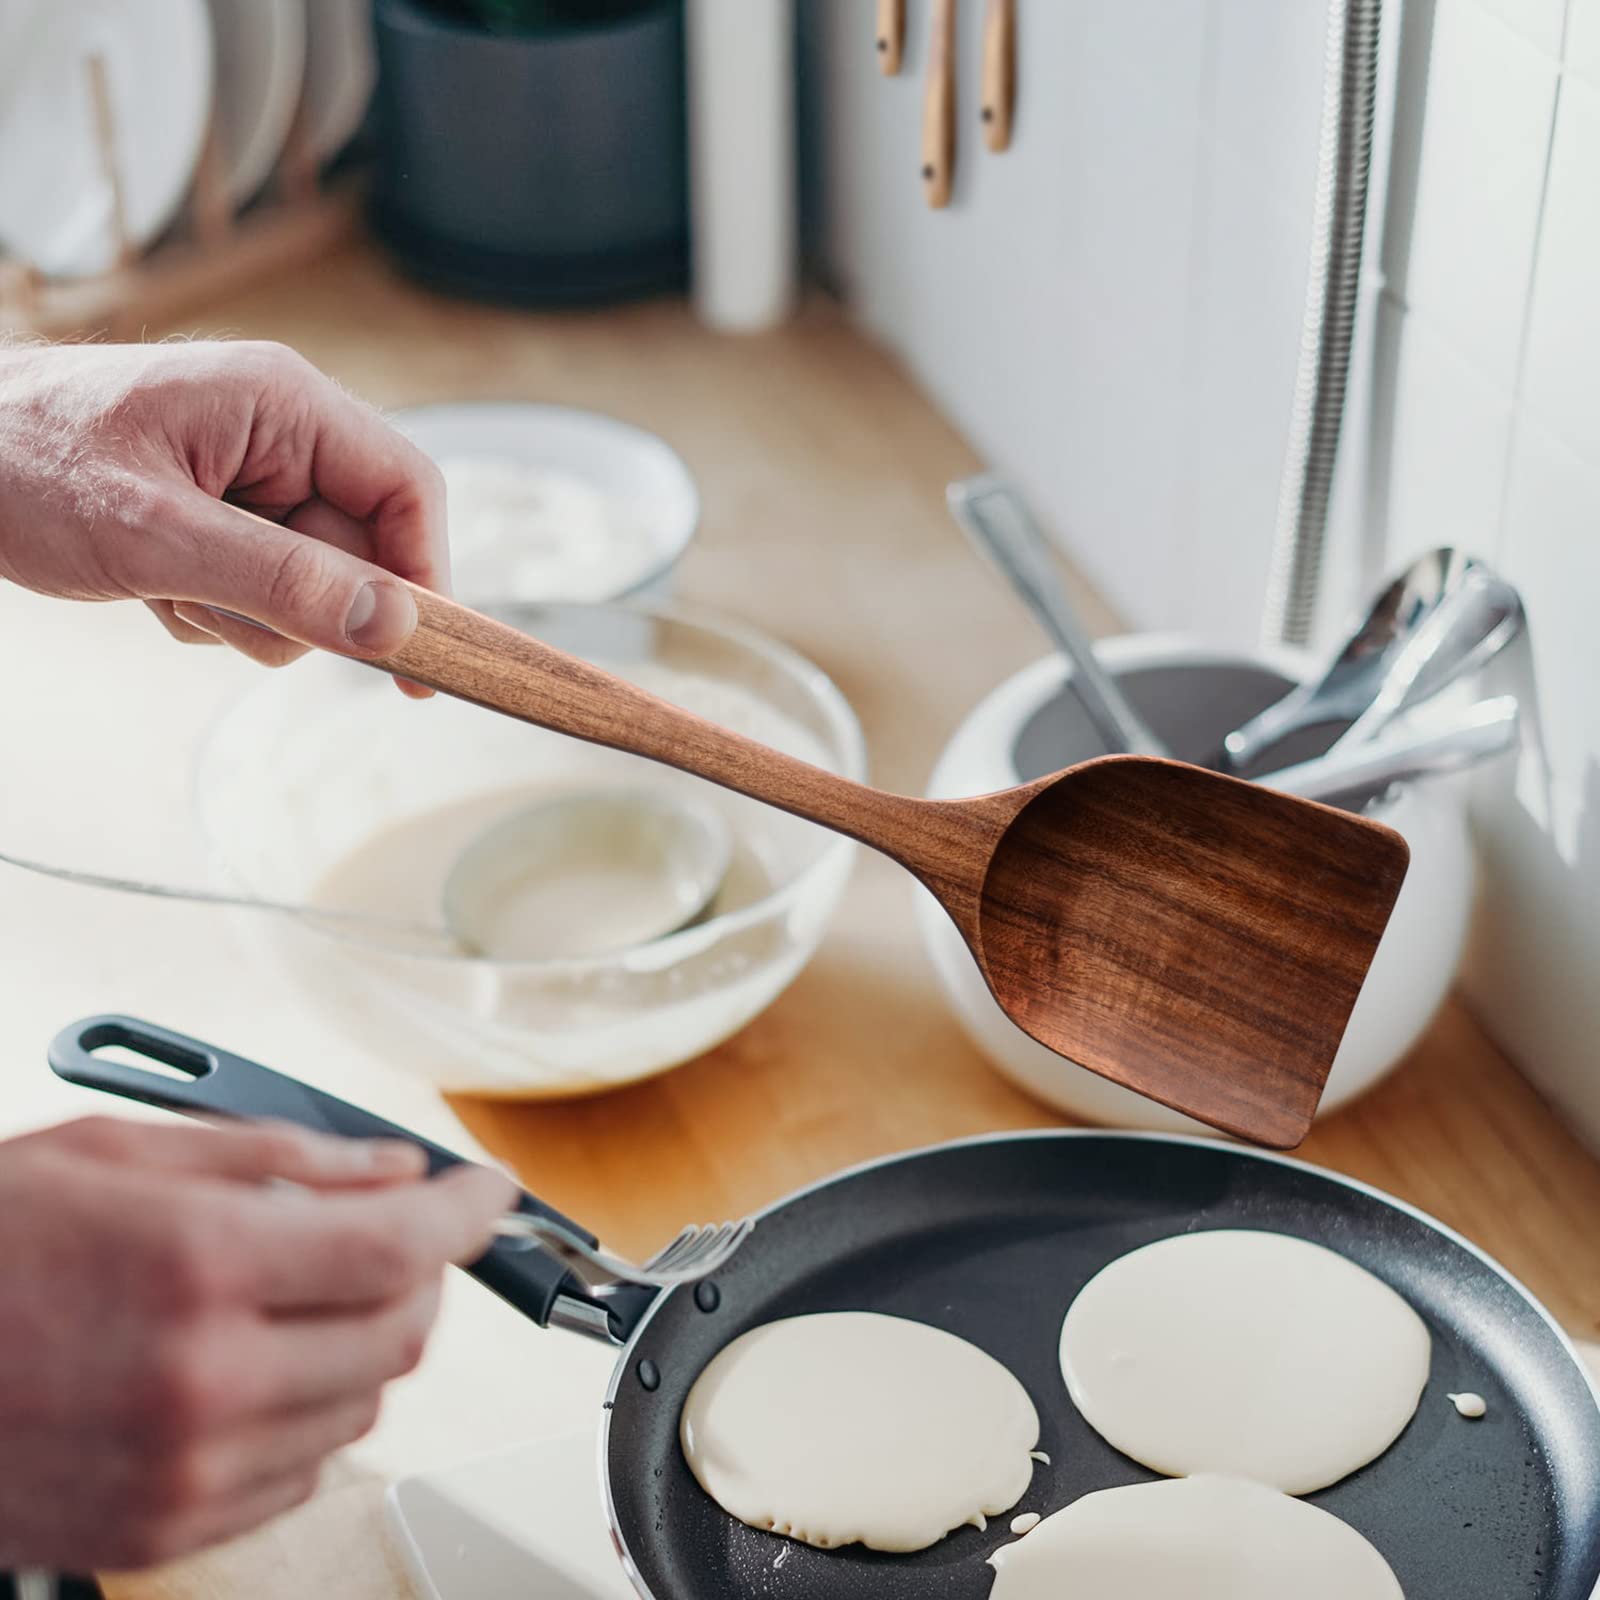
[[47, 1015, 644, 1340]]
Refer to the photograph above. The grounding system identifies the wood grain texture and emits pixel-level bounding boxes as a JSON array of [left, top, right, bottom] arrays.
[[981, 757, 1408, 1147], [876, 0, 905, 74], [100, 249, 1600, 1596], [922, 0, 957, 207], [980, 0, 1016, 150], [380, 593, 1409, 1147]]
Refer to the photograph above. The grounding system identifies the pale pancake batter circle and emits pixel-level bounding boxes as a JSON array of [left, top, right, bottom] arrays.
[[1059, 1229, 1430, 1494], [679, 1311, 1040, 1553], [987, 1475, 1404, 1599]]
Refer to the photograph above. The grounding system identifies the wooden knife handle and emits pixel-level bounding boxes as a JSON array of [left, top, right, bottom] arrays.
[[923, 0, 957, 207], [375, 585, 933, 865], [876, 0, 905, 74], [981, 0, 1015, 151]]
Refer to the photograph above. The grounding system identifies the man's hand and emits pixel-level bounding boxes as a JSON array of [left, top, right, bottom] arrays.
[[0, 341, 449, 694], [0, 1115, 513, 1572]]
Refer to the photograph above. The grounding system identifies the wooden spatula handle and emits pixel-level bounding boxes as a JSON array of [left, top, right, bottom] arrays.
[[922, 0, 957, 208], [377, 587, 969, 878], [981, 0, 1015, 151], [876, 0, 905, 73]]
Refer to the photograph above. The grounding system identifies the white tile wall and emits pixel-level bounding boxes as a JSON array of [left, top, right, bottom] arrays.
[[802, 0, 1318, 641], [1210, 0, 1332, 205], [1567, 0, 1600, 86], [1379, 0, 1600, 1150], [803, 0, 1211, 631], [1400, 0, 1558, 387], [1462, 423, 1600, 1144], [1380, 298, 1514, 565], [1473, 0, 1569, 56], [1520, 73, 1600, 462], [1494, 423, 1600, 798]]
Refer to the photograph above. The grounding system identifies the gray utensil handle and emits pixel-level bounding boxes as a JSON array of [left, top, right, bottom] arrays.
[[948, 475, 1167, 757]]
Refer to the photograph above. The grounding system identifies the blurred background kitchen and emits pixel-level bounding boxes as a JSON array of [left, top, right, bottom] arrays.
[[0, 3, 1597, 1593]]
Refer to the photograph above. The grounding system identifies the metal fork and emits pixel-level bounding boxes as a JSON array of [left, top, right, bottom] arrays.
[[493, 1211, 754, 1289]]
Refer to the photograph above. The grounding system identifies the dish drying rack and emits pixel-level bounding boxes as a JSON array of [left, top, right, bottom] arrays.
[[0, 51, 362, 343]]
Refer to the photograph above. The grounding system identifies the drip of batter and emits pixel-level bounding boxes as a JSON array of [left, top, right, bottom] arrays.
[[679, 1312, 1040, 1553], [1449, 1392, 1487, 1419], [987, 1475, 1404, 1599], [1059, 1229, 1431, 1494]]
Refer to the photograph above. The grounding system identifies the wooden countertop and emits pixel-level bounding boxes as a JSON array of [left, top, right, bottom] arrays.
[[91, 243, 1600, 1596]]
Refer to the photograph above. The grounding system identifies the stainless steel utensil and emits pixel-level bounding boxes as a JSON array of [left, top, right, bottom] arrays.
[[949, 474, 1169, 757], [1329, 563, 1525, 751], [1224, 549, 1524, 771], [0, 789, 732, 960], [492, 1211, 754, 1290], [1255, 695, 1519, 803]]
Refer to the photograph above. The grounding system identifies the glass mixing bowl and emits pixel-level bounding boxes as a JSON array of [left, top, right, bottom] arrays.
[[194, 602, 864, 1095]]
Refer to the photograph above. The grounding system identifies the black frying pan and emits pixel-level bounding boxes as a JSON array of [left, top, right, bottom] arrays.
[[50, 1016, 1600, 1600]]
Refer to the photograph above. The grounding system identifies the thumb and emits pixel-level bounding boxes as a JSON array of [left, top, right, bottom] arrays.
[[160, 496, 420, 658]]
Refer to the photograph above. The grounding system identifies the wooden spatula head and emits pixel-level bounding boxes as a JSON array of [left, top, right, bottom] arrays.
[[972, 756, 1410, 1148]]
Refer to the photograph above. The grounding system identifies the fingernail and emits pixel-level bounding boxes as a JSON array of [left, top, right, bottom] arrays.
[[345, 582, 417, 653]]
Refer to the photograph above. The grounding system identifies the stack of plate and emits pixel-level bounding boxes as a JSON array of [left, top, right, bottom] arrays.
[[0, 0, 377, 280]]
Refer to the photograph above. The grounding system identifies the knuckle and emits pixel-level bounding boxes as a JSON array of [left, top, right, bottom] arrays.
[[391, 1323, 430, 1379], [389, 1285, 441, 1379], [154, 1222, 232, 1312], [264, 537, 338, 624], [362, 1233, 423, 1300], [132, 1438, 227, 1540], [142, 1333, 230, 1442], [341, 1392, 384, 1447], [236, 339, 306, 384], [88, 478, 182, 595]]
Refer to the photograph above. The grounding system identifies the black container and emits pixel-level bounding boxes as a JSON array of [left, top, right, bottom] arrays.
[[372, 0, 687, 304]]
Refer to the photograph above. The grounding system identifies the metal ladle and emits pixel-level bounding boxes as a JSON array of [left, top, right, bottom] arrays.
[[0, 787, 733, 960], [1221, 549, 1525, 772]]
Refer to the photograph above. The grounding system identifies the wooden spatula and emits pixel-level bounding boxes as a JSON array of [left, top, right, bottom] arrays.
[[375, 590, 1409, 1148]]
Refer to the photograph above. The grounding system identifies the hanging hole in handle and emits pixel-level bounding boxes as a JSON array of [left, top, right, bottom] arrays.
[[80, 1024, 213, 1083]]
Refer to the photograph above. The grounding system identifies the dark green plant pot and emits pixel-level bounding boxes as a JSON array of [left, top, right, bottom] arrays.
[[372, 0, 688, 304]]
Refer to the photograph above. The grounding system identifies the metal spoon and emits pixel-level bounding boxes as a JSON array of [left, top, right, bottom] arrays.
[[1328, 563, 1525, 751], [1254, 695, 1520, 803], [1222, 549, 1524, 772], [949, 474, 1170, 757], [0, 787, 732, 960]]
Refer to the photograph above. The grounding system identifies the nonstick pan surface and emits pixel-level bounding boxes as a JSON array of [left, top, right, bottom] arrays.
[[49, 1020, 1600, 1600], [607, 1133, 1600, 1600]]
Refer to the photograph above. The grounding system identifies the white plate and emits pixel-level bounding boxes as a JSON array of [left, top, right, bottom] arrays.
[[205, 0, 307, 205], [0, 0, 214, 278], [301, 0, 377, 162]]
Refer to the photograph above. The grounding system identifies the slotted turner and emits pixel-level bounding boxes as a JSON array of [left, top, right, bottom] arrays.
[[368, 588, 1409, 1147]]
